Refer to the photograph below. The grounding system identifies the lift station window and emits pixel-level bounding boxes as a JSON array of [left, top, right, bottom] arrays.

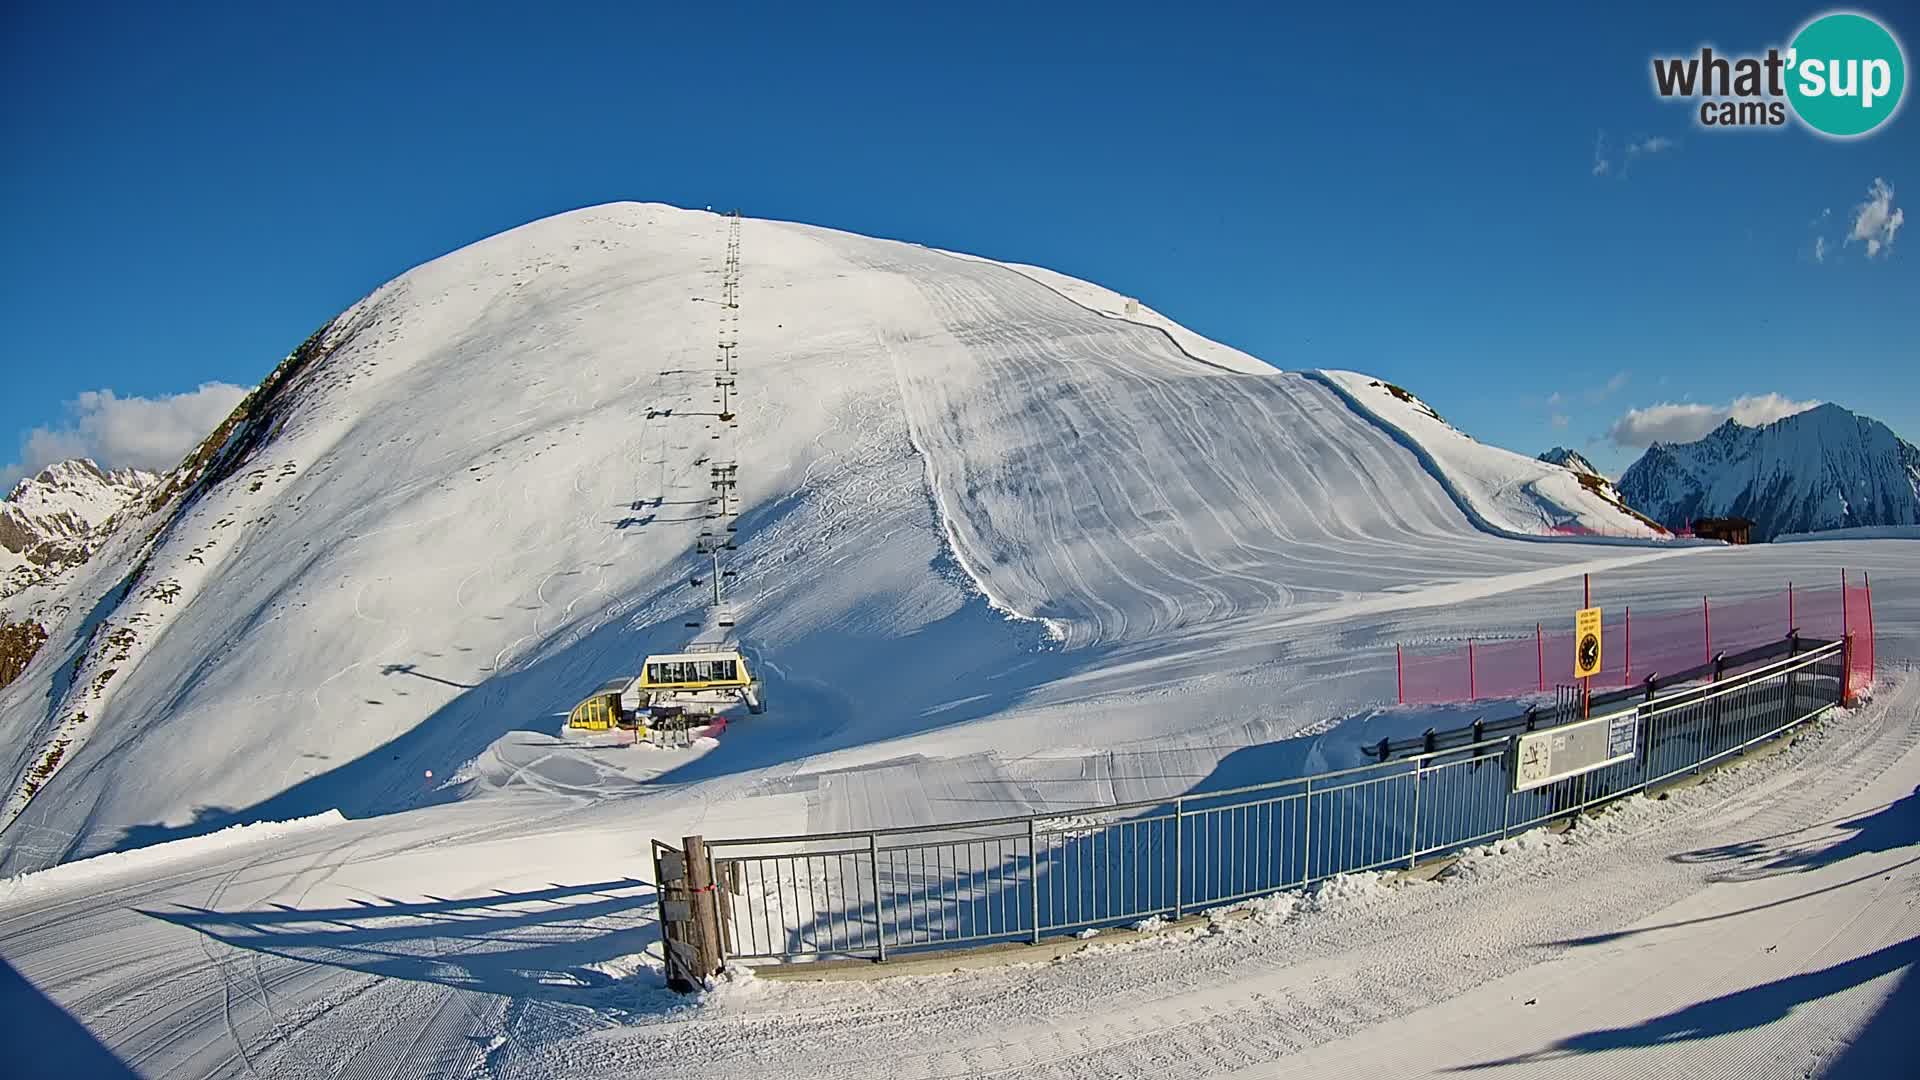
[[646, 658, 740, 685]]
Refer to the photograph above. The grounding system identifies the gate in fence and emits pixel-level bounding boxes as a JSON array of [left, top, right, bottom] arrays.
[[654, 637, 1851, 982]]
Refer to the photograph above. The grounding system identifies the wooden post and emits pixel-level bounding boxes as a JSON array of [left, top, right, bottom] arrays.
[[683, 835, 723, 984], [657, 840, 706, 993]]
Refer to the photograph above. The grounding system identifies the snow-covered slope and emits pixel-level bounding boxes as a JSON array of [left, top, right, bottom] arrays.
[[0, 203, 1686, 874], [1619, 404, 1920, 541], [1314, 372, 1668, 540], [0, 459, 160, 598]]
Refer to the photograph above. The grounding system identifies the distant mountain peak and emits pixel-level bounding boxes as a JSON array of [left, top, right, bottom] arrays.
[[1538, 447, 1601, 476], [1, 458, 162, 597], [1618, 404, 1920, 541]]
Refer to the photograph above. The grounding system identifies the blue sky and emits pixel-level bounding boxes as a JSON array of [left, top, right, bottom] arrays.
[[2, 0, 1915, 485]]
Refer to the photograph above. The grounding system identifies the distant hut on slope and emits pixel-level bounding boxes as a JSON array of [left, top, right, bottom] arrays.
[[1690, 516, 1753, 545]]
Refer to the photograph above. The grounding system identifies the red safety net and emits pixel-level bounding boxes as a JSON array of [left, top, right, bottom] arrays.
[[1398, 579, 1872, 705], [1845, 579, 1875, 702]]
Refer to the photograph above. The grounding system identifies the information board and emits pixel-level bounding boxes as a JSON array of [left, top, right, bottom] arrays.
[[1511, 706, 1640, 793]]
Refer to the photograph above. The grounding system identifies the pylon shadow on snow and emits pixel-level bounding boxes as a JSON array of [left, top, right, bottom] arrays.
[[140, 878, 685, 1014], [1672, 786, 1920, 883], [1450, 935, 1920, 1070], [0, 958, 138, 1080]]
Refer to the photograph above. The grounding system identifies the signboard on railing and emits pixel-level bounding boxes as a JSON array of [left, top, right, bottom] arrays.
[[1512, 707, 1639, 793]]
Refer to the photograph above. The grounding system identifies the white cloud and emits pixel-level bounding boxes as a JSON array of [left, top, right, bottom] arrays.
[[3, 382, 249, 488], [1607, 393, 1823, 448], [1848, 177, 1904, 258], [1551, 413, 1571, 429], [1592, 131, 1678, 179], [1814, 235, 1828, 263]]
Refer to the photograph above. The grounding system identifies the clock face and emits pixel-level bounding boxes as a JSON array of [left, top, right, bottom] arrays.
[[1578, 633, 1600, 673]]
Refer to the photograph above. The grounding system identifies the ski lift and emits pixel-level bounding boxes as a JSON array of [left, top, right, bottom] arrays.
[[635, 649, 765, 715]]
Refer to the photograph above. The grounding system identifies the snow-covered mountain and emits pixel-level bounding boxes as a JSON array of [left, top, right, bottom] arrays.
[[1538, 446, 1600, 476], [1618, 404, 1920, 541], [0, 203, 1674, 874], [1, 459, 161, 599]]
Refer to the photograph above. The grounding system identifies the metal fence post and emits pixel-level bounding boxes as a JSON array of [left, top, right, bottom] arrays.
[[1171, 797, 1184, 919], [1302, 778, 1313, 884], [869, 833, 885, 962], [1500, 763, 1512, 839], [1028, 817, 1041, 944], [1408, 758, 1422, 868]]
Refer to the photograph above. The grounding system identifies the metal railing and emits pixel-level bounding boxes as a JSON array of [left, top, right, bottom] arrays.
[[1367, 630, 1828, 761], [692, 638, 1849, 964]]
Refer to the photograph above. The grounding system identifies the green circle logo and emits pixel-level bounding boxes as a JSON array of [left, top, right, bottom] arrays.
[[1787, 12, 1907, 137]]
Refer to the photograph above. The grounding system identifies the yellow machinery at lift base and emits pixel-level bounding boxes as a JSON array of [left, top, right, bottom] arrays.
[[568, 678, 632, 732], [566, 649, 765, 733]]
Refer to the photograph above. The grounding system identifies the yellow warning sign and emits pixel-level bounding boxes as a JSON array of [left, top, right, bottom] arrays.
[[1574, 606, 1604, 679]]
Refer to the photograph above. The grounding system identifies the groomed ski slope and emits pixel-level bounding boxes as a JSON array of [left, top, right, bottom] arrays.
[[2, 203, 1661, 874], [0, 542, 1911, 1080]]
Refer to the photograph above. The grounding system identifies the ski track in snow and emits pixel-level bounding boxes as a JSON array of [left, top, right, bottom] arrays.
[[0, 204, 1913, 1077]]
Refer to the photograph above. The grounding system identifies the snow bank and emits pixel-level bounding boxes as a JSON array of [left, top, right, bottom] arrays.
[[1775, 524, 1920, 543], [1448, 826, 1564, 882], [0, 809, 345, 908]]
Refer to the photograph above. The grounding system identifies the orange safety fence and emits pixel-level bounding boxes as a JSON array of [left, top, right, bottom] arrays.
[[1399, 575, 1875, 705]]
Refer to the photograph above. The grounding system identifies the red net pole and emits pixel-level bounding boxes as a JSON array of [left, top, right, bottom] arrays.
[[1536, 623, 1544, 692], [1703, 595, 1712, 665], [1396, 644, 1404, 705], [1469, 640, 1477, 700], [1624, 605, 1632, 687], [1788, 581, 1795, 633], [1866, 572, 1875, 686], [1842, 569, 1852, 704]]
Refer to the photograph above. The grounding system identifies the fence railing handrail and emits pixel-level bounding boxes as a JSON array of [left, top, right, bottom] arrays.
[[704, 639, 1845, 853], [672, 638, 1850, 973]]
